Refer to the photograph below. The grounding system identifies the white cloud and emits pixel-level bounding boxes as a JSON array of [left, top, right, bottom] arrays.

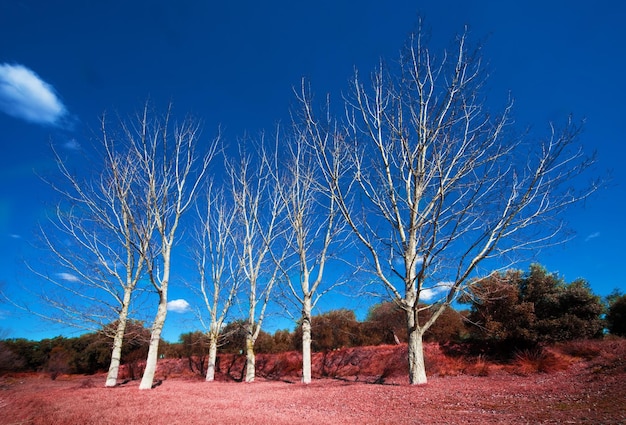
[[167, 299, 191, 313], [419, 281, 453, 302], [584, 232, 600, 242], [0, 63, 67, 125], [419, 288, 437, 302], [56, 272, 80, 282]]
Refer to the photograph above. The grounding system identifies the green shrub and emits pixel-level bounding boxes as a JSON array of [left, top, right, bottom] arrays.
[[606, 292, 626, 337], [463, 264, 604, 354]]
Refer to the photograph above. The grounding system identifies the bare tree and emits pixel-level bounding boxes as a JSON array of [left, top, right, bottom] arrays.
[[16, 117, 154, 388], [227, 138, 287, 383], [31, 104, 218, 389], [313, 26, 597, 384], [116, 105, 219, 390], [192, 182, 241, 382], [275, 85, 348, 384]]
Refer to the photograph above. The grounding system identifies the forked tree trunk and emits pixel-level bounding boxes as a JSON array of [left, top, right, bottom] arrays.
[[205, 333, 218, 382], [301, 298, 313, 384], [245, 335, 255, 382], [105, 290, 132, 387], [139, 295, 168, 390]]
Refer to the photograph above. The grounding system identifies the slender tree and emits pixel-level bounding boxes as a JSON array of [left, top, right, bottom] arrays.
[[123, 105, 218, 390], [20, 115, 154, 387], [311, 25, 597, 384], [227, 138, 287, 383], [192, 182, 241, 382], [275, 84, 348, 384]]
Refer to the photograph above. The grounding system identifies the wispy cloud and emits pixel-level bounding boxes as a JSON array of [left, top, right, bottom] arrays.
[[585, 232, 600, 242], [63, 138, 81, 150], [392, 254, 424, 273], [0, 63, 68, 126], [167, 299, 191, 313], [56, 272, 80, 282]]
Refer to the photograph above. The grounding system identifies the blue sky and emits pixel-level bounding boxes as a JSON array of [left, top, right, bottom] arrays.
[[1, 0, 624, 342]]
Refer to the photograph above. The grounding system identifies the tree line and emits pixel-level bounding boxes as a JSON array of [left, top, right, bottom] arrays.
[[3, 21, 598, 387], [3, 264, 624, 378]]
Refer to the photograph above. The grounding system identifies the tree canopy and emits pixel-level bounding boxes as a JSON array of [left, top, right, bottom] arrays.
[[463, 264, 604, 353], [606, 291, 626, 337]]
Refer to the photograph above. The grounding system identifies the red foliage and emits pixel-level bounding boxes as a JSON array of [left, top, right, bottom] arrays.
[[510, 348, 572, 375]]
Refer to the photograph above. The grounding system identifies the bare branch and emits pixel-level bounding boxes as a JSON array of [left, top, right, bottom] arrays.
[[326, 26, 597, 384]]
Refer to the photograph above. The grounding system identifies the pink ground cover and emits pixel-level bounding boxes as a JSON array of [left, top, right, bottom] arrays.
[[2, 341, 625, 424]]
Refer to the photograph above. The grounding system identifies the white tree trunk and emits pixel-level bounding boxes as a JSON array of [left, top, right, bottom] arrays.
[[104, 293, 131, 387], [301, 298, 313, 384], [205, 333, 218, 382], [139, 296, 168, 390], [407, 326, 427, 385], [245, 335, 255, 383]]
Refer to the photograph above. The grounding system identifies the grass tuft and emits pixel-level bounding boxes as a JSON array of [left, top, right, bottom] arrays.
[[511, 347, 570, 375], [556, 339, 603, 360], [465, 355, 491, 377]]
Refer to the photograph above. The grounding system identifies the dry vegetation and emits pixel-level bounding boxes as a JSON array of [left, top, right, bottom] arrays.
[[2, 339, 625, 424]]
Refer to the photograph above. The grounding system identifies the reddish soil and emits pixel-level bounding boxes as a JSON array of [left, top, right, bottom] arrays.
[[2, 341, 625, 424]]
